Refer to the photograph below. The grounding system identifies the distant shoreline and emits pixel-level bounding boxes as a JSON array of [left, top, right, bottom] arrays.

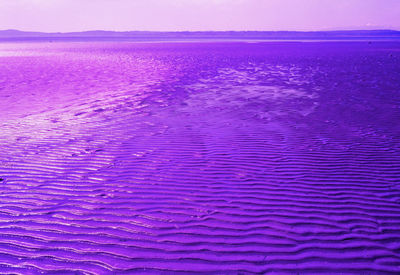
[[1, 30, 400, 42]]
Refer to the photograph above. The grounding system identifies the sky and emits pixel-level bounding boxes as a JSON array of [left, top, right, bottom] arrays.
[[0, 0, 399, 32]]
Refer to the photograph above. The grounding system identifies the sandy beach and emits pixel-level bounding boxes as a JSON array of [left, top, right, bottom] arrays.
[[0, 41, 400, 273]]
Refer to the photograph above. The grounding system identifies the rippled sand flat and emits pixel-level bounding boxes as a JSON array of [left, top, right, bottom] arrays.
[[0, 41, 400, 274]]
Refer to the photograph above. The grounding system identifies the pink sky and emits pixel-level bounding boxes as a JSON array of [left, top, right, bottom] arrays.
[[1, 0, 399, 32]]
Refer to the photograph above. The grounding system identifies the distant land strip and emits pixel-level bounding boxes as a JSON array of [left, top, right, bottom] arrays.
[[1, 29, 400, 41]]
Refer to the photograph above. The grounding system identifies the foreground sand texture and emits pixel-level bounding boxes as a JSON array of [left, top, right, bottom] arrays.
[[0, 42, 400, 273]]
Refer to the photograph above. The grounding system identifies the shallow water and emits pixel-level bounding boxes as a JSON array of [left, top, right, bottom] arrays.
[[0, 41, 400, 274]]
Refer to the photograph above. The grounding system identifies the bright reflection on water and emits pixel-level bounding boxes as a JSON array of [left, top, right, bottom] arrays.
[[0, 41, 400, 273]]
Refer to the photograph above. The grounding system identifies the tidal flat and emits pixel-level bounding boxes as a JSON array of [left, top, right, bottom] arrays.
[[0, 41, 400, 273]]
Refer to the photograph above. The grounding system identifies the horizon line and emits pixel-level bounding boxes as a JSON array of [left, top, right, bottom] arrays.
[[2, 29, 400, 33]]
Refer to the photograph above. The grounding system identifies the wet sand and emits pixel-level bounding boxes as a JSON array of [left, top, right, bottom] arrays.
[[0, 41, 400, 273]]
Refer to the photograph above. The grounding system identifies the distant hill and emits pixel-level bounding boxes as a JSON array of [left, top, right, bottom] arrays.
[[1, 29, 400, 41]]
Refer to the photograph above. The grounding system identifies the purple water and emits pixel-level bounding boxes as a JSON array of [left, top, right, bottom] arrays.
[[0, 41, 400, 274]]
